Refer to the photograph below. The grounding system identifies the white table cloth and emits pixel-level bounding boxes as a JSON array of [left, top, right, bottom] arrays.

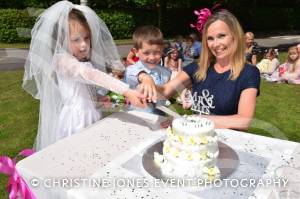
[[16, 111, 300, 199]]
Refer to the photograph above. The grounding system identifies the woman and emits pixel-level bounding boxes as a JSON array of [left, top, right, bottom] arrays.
[[141, 10, 260, 130], [245, 31, 260, 65]]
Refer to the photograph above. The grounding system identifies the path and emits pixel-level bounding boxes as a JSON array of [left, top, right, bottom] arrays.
[[1, 35, 300, 71]]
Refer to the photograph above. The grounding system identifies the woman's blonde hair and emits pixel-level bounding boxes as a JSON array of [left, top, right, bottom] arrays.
[[245, 31, 254, 39], [196, 10, 245, 81]]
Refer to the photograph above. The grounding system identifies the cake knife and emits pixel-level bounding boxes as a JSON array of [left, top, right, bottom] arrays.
[[155, 105, 181, 119]]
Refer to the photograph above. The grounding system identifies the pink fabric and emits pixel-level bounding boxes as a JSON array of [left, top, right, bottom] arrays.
[[0, 149, 36, 199]]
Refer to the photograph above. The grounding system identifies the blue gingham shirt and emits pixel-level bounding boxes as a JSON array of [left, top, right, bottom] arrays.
[[124, 61, 171, 114], [124, 61, 171, 89]]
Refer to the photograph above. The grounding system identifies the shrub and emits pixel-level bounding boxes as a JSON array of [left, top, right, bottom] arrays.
[[96, 10, 135, 39], [0, 9, 35, 43]]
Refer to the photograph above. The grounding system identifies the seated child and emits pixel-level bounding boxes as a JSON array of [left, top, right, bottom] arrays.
[[164, 46, 183, 80], [124, 25, 171, 114], [280, 46, 300, 84], [268, 46, 299, 82], [257, 48, 280, 75]]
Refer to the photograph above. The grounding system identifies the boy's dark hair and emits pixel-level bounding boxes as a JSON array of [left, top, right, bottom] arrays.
[[132, 25, 164, 49]]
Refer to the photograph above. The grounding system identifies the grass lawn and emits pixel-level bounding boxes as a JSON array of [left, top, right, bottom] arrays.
[[0, 67, 300, 196]]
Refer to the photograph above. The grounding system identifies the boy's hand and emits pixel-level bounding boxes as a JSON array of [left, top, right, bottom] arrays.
[[138, 73, 157, 103], [123, 89, 147, 108]]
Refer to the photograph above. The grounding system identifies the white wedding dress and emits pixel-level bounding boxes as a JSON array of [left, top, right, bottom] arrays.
[[22, 1, 129, 150], [55, 61, 99, 140], [38, 54, 129, 150]]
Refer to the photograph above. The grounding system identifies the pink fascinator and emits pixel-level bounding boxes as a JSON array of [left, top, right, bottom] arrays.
[[190, 3, 221, 33]]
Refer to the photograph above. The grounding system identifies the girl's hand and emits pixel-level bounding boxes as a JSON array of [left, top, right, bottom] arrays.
[[123, 89, 147, 108], [138, 73, 158, 103]]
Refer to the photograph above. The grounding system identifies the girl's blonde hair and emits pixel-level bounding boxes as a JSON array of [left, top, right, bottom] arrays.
[[196, 10, 245, 81], [287, 46, 299, 72]]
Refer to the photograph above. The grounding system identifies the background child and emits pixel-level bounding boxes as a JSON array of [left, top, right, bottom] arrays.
[[124, 25, 171, 114], [22, 1, 145, 150], [173, 34, 184, 60], [183, 36, 197, 67], [126, 47, 139, 66], [267, 46, 299, 82], [257, 48, 280, 75], [163, 46, 183, 80], [280, 46, 300, 84]]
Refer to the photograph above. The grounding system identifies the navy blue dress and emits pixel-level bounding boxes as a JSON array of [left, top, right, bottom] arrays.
[[183, 62, 260, 115]]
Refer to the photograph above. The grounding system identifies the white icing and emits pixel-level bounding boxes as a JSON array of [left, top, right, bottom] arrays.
[[172, 115, 215, 137], [154, 115, 219, 179]]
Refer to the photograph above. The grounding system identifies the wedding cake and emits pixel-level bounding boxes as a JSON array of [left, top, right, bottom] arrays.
[[154, 115, 220, 180]]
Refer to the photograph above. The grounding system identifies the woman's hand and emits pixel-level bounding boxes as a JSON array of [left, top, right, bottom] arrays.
[[180, 89, 193, 109]]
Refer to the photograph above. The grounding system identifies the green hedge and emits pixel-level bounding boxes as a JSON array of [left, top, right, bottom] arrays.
[[0, 9, 36, 43], [0, 9, 135, 43], [97, 10, 135, 39]]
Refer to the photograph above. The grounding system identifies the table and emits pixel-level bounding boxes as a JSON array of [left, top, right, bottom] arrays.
[[16, 111, 300, 199]]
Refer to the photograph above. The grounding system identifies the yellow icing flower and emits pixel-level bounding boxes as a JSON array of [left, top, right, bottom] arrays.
[[188, 137, 196, 145], [163, 145, 171, 153], [178, 135, 184, 143], [200, 136, 208, 144], [207, 167, 217, 176], [200, 152, 208, 160]]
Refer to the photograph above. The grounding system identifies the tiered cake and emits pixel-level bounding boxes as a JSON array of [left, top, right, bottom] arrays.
[[154, 115, 220, 180]]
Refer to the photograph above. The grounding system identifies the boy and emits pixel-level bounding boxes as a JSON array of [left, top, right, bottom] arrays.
[[125, 25, 171, 114]]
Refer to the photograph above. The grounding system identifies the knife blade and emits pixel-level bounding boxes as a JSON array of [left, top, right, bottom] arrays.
[[155, 105, 181, 119]]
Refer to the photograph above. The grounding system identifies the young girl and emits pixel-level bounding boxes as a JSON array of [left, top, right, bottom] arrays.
[[22, 1, 146, 150], [268, 46, 299, 82], [280, 46, 300, 84], [164, 47, 183, 80], [256, 48, 280, 75]]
